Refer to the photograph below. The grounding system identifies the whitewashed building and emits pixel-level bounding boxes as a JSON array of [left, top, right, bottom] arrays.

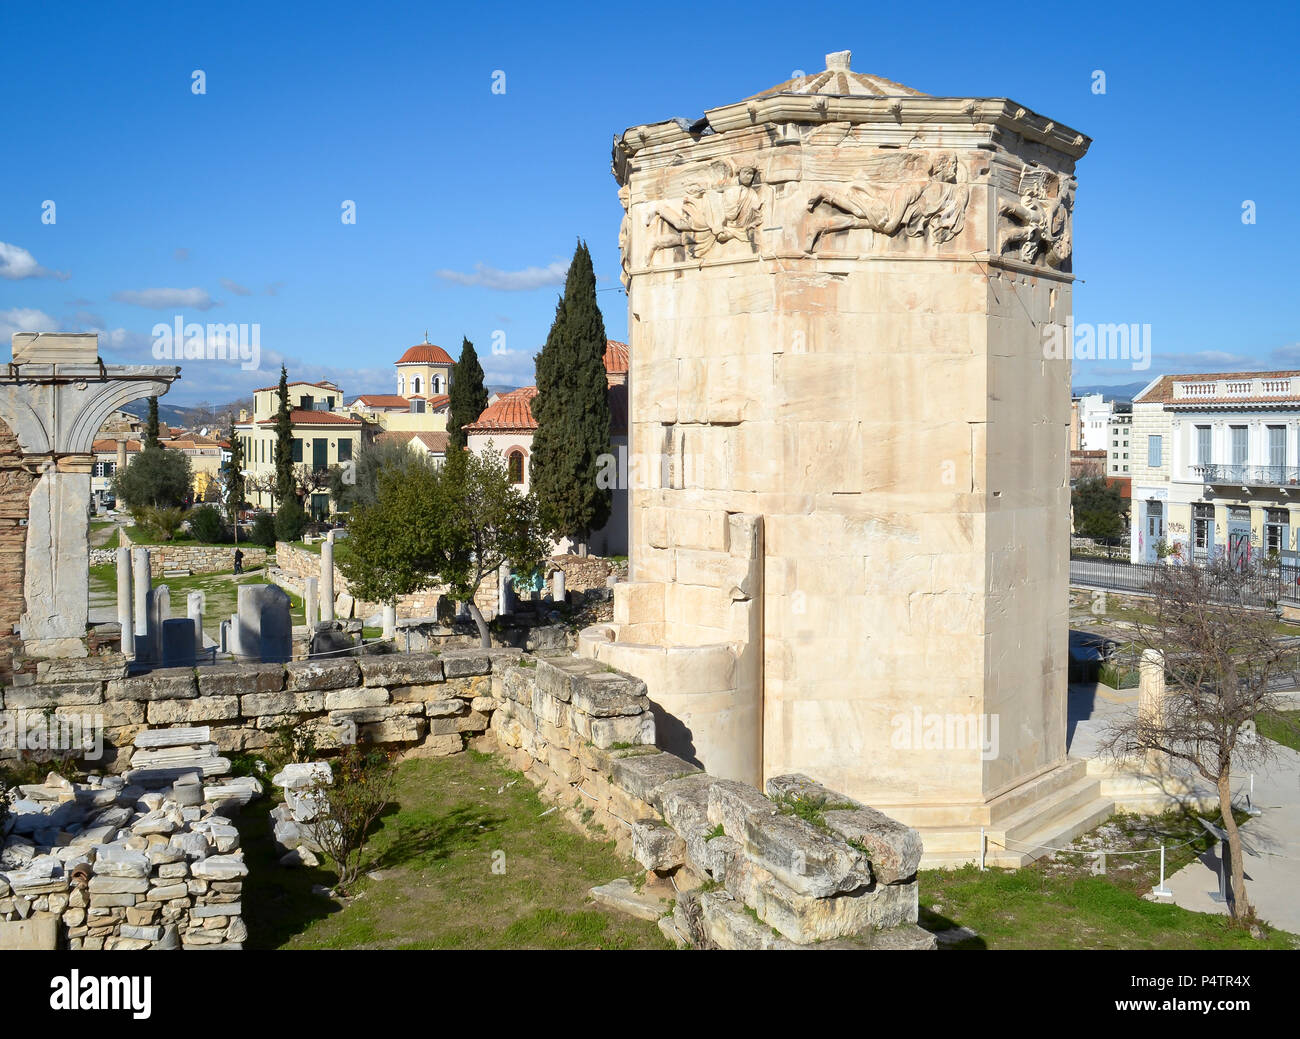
[[1130, 370, 1300, 566]]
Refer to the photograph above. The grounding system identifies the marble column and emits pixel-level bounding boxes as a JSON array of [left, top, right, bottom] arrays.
[[320, 541, 335, 622], [116, 546, 133, 659]]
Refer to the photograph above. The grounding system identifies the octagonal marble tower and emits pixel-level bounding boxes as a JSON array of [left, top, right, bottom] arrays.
[[584, 51, 1091, 858]]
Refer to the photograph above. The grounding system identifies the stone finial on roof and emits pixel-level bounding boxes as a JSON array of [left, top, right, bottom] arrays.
[[826, 50, 851, 71]]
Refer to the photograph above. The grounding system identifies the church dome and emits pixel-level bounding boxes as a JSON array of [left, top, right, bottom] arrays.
[[398, 341, 453, 365]]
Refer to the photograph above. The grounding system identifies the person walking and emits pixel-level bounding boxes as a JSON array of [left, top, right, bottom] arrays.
[[233, 548, 244, 575]]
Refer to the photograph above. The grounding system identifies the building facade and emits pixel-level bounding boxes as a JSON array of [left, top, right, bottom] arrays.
[[1106, 403, 1133, 476], [1130, 371, 1300, 567], [235, 379, 368, 517]]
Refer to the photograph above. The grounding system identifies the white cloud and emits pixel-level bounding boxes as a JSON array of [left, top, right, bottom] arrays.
[[0, 307, 59, 344], [111, 287, 219, 310], [434, 260, 568, 292], [0, 242, 68, 280], [220, 278, 253, 296]]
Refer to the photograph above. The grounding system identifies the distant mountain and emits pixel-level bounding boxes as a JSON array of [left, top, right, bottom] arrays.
[[487, 384, 522, 396], [120, 397, 252, 431], [1070, 381, 1152, 403]]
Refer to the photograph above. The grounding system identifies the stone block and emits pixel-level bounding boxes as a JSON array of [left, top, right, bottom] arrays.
[[610, 751, 701, 805], [3, 682, 104, 709], [358, 716, 425, 744], [724, 855, 918, 943], [286, 658, 361, 691], [631, 817, 686, 872], [0, 917, 58, 950], [36, 655, 128, 684], [198, 664, 285, 697], [146, 696, 239, 725], [390, 682, 458, 703], [437, 650, 491, 678], [107, 671, 198, 702], [765, 774, 922, 884], [590, 712, 655, 749], [239, 690, 325, 717], [357, 654, 443, 687], [324, 687, 390, 710]]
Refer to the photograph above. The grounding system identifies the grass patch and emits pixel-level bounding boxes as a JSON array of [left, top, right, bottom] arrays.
[[1256, 709, 1300, 752], [770, 791, 855, 830], [90, 562, 296, 645], [920, 806, 1298, 950], [920, 865, 1297, 950], [237, 750, 670, 950]]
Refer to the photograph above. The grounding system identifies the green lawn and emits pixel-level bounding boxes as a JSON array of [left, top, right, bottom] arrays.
[[920, 807, 1298, 950], [1256, 709, 1300, 752], [237, 750, 670, 950], [89, 562, 303, 644]]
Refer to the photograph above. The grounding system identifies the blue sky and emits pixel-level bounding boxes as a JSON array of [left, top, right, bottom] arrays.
[[2, 0, 1296, 404]]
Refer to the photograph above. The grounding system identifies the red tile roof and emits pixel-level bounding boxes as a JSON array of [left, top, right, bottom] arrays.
[[256, 410, 361, 427], [377, 430, 450, 454], [252, 379, 340, 394], [464, 385, 628, 437], [92, 438, 142, 453], [465, 387, 538, 433], [397, 342, 453, 365], [353, 394, 410, 409], [604, 339, 629, 374]]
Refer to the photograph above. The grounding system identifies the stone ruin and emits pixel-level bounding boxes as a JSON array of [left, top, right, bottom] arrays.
[[0, 333, 178, 669], [589, 50, 1092, 861], [0, 726, 256, 950]]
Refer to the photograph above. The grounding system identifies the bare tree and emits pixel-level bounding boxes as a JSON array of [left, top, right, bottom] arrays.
[[1100, 559, 1297, 920]]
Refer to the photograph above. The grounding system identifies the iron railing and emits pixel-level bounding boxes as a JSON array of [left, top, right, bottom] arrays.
[[1190, 463, 1300, 487], [1069, 553, 1300, 608]]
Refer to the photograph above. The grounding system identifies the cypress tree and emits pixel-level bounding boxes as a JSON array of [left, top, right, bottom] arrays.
[[144, 398, 161, 450], [447, 337, 489, 453], [225, 416, 245, 541], [530, 240, 612, 549], [273, 365, 295, 505]]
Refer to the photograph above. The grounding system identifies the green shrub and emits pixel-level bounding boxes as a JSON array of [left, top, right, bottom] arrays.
[[188, 505, 229, 544], [112, 445, 192, 509], [142, 506, 185, 541], [250, 512, 278, 548], [275, 498, 307, 542], [305, 745, 396, 894]]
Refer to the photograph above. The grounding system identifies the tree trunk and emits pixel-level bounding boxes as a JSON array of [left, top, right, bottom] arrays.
[[1217, 770, 1251, 920], [467, 600, 491, 649]]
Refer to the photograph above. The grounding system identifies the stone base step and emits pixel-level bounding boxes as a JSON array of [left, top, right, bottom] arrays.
[[920, 795, 1117, 869]]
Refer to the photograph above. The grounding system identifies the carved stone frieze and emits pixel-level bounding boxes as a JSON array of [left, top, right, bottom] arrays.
[[802, 150, 969, 253], [642, 158, 765, 264], [998, 166, 1074, 270]]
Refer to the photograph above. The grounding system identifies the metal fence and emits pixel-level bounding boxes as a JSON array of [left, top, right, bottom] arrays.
[[1069, 553, 1300, 608]]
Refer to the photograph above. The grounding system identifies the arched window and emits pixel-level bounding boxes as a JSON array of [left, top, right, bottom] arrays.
[[433, 375, 441, 394], [398, 375, 404, 395], [413, 376, 421, 396], [508, 450, 525, 484]]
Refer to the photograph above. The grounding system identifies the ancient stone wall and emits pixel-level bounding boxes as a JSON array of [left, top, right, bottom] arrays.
[[491, 655, 933, 950], [120, 529, 267, 577], [0, 420, 33, 687], [0, 649, 522, 772]]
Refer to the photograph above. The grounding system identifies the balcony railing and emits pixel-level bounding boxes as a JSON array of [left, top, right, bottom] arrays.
[[1191, 463, 1300, 487]]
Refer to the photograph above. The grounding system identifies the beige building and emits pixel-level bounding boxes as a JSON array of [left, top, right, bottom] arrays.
[[578, 51, 1092, 861], [345, 338, 455, 433], [235, 379, 369, 518]]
